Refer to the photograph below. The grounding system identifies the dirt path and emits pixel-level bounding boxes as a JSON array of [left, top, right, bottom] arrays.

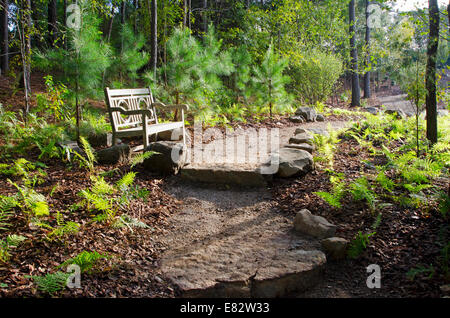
[[152, 120, 349, 297]]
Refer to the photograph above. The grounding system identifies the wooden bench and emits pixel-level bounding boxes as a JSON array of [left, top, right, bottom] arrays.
[[104, 87, 188, 150]]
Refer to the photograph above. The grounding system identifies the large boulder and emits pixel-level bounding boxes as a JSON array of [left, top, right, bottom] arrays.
[[364, 107, 379, 115], [294, 209, 336, 239], [295, 107, 317, 122], [289, 116, 305, 123], [316, 114, 325, 122], [289, 133, 313, 145], [385, 108, 407, 119], [96, 144, 130, 165], [143, 141, 186, 175], [269, 148, 313, 178], [285, 143, 314, 154], [321, 237, 349, 260], [87, 133, 117, 147]]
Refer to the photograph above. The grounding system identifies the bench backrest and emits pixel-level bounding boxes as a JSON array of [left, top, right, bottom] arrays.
[[104, 87, 158, 132]]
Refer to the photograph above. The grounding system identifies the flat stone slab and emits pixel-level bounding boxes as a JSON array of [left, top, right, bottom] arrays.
[[158, 186, 326, 298], [180, 164, 271, 187]]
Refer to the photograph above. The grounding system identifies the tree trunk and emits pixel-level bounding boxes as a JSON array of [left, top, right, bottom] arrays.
[[183, 0, 187, 27], [349, 0, 360, 107], [63, 0, 67, 49], [363, 0, 371, 99], [48, 0, 57, 47], [203, 0, 208, 34], [425, 0, 440, 144], [121, 1, 126, 24], [0, 0, 8, 74], [150, 0, 157, 79]]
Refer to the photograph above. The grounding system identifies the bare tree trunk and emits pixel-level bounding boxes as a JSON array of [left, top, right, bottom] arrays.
[[349, 0, 360, 107], [425, 0, 440, 144], [0, 0, 8, 74], [150, 0, 157, 79], [363, 0, 371, 99], [48, 0, 57, 47], [63, 0, 67, 49], [203, 0, 208, 34], [121, 1, 126, 24], [183, 0, 187, 27]]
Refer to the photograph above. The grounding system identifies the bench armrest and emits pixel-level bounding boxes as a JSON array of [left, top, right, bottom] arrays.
[[109, 107, 153, 117], [152, 102, 189, 112]]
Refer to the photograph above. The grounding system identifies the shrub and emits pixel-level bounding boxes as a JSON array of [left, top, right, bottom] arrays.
[[288, 48, 343, 105]]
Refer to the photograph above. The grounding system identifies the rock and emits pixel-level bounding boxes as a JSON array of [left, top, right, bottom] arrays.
[[289, 133, 313, 145], [364, 107, 378, 115], [295, 107, 317, 122], [321, 237, 349, 260], [438, 109, 449, 117], [143, 141, 186, 175], [270, 148, 313, 178], [440, 284, 450, 294], [316, 114, 325, 122], [295, 128, 307, 135], [87, 133, 117, 147], [96, 144, 130, 165], [289, 116, 305, 123], [180, 165, 270, 187], [294, 209, 336, 239], [285, 143, 314, 154], [156, 128, 183, 141], [385, 108, 406, 119]]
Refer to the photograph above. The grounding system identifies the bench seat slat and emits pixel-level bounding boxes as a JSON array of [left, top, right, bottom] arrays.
[[114, 122, 184, 137]]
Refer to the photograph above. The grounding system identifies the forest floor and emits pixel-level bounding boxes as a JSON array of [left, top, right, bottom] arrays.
[[0, 76, 448, 298]]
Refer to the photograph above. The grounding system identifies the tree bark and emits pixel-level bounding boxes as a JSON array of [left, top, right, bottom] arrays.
[[150, 0, 157, 79], [183, 0, 187, 27], [425, 0, 440, 144], [48, 0, 57, 47], [203, 0, 208, 34], [0, 0, 8, 74], [63, 0, 67, 48], [349, 0, 360, 107], [363, 0, 371, 99], [121, 1, 126, 24]]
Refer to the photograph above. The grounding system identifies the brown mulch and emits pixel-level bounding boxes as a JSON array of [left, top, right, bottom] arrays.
[[272, 137, 449, 298], [0, 156, 181, 297]]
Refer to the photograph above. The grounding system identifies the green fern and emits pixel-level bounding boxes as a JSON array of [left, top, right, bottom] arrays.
[[348, 231, 376, 259], [28, 272, 70, 294], [130, 151, 157, 168], [349, 177, 377, 211], [59, 250, 109, 273]]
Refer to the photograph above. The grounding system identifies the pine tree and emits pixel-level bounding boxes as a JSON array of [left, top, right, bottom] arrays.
[[231, 45, 252, 104], [35, 1, 111, 140], [106, 24, 149, 87], [161, 27, 201, 104], [252, 45, 290, 118]]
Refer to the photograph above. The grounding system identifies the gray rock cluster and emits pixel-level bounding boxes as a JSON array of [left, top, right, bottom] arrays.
[[293, 208, 349, 260], [289, 106, 325, 123]]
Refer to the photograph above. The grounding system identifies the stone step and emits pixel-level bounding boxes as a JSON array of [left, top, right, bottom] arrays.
[[180, 164, 272, 187], [161, 230, 326, 298]]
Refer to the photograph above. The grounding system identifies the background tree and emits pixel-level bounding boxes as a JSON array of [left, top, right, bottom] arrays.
[[36, 2, 111, 141], [349, 0, 361, 107], [150, 0, 157, 80], [0, 0, 8, 74], [47, 0, 57, 47], [425, 0, 440, 144], [252, 45, 290, 118], [363, 0, 371, 99]]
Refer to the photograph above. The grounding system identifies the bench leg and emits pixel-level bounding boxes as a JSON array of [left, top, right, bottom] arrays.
[[112, 132, 117, 146]]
